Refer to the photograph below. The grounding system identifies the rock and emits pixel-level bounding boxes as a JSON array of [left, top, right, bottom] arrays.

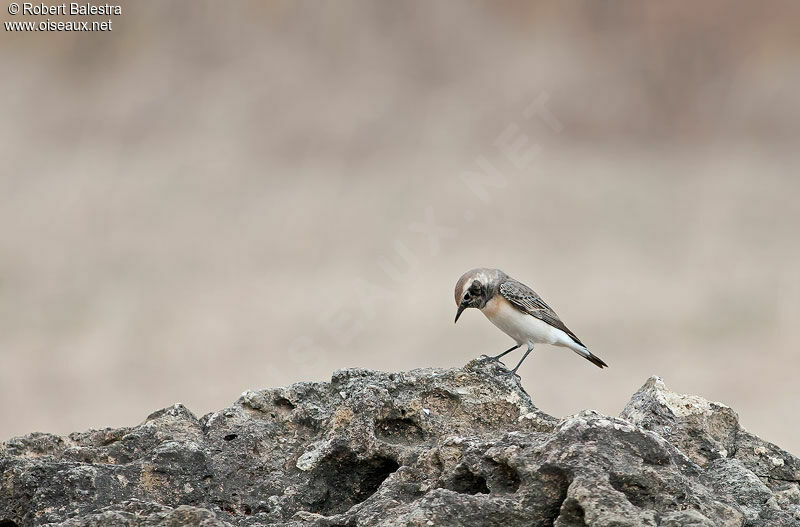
[[1, 363, 798, 526], [621, 376, 800, 486], [620, 376, 740, 466]]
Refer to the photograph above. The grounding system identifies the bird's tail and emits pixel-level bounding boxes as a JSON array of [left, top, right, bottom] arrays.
[[568, 343, 608, 369]]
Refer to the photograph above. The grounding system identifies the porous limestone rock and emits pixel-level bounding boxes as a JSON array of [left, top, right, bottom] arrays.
[[1, 362, 798, 526]]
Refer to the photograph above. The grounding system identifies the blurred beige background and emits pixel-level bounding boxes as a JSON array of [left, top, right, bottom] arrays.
[[2, 2, 799, 453]]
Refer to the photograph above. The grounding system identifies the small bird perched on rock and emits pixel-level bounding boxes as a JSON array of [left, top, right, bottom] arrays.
[[454, 268, 607, 374]]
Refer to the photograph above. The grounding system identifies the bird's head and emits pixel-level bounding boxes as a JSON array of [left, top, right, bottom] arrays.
[[454, 268, 503, 323]]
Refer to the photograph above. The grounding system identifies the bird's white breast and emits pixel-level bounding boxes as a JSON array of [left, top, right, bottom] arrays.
[[480, 295, 572, 347]]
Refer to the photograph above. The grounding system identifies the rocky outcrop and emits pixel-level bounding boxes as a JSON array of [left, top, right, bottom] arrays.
[[1, 360, 799, 526]]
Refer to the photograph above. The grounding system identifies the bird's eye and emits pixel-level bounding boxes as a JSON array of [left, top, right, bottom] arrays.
[[464, 291, 471, 300]]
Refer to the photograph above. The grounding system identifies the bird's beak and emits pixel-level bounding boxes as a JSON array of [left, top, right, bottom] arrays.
[[454, 302, 467, 324]]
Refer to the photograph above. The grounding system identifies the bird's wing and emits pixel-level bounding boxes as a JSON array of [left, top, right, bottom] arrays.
[[498, 279, 586, 347]]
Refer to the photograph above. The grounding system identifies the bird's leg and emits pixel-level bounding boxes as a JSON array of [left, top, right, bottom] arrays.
[[480, 344, 520, 363], [508, 345, 534, 375]]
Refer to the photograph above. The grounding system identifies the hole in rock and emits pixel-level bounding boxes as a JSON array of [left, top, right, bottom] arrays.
[[556, 497, 587, 527], [537, 465, 571, 524], [486, 459, 521, 493], [608, 473, 658, 508], [421, 389, 460, 413], [375, 418, 424, 444], [449, 465, 489, 495], [0, 521, 20, 527], [274, 397, 295, 411], [310, 447, 400, 515], [223, 434, 238, 441]]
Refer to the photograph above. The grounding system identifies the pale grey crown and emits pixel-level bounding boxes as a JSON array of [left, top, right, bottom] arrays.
[[454, 268, 506, 305]]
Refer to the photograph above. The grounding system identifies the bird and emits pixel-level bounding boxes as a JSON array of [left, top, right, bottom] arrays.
[[454, 268, 607, 374]]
